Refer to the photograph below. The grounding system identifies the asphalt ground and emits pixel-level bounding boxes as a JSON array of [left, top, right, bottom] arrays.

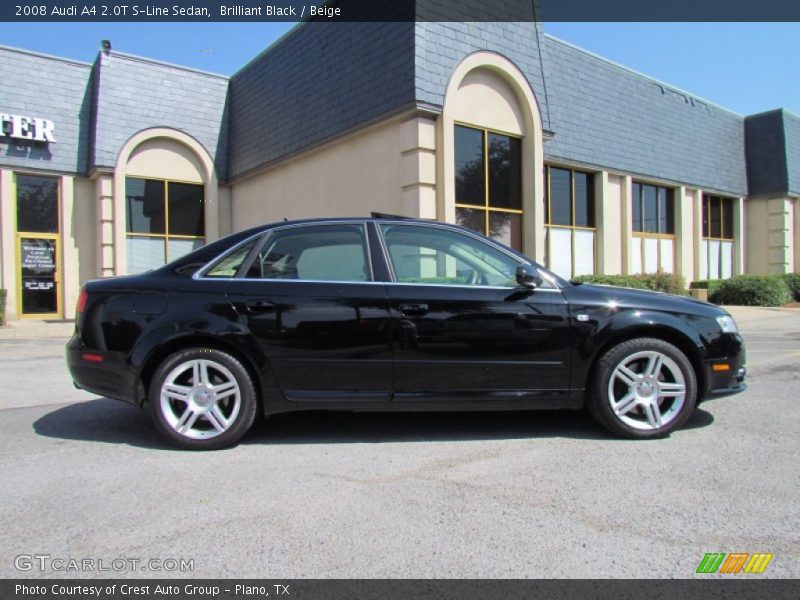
[[0, 307, 797, 579]]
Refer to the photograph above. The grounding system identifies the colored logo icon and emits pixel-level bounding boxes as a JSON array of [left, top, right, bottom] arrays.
[[696, 553, 773, 574]]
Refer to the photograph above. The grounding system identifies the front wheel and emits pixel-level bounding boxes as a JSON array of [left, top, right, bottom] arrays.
[[148, 348, 258, 450], [587, 338, 698, 439]]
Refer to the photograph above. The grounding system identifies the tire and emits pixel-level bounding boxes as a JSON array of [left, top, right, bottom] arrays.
[[148, 347, 258, 450], [586, 337, 697, 439]]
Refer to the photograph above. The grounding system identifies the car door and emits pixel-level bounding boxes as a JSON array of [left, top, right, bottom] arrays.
[[376, 222, 571, 403], [225, 222, 393, 402]]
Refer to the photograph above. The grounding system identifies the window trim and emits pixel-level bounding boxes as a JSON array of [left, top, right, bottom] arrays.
[[212, 221, 375, 284], [375, 220, 562, 291], [631, 181, 675, 235], [125, 175, 206, 267], [544, 164, 597, 279], [629, 181, 676, 274], [454, 122, 524, 247], [702, 194, 736, 241]]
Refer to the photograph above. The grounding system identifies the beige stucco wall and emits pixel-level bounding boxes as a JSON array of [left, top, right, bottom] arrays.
[[746, 196, 794, 274], [126, 138, 205, 183], [795, 197, 800, 273], [231, 117, 410, 229], [72, 177, 97, 292], [0, 169, 15, 320], [114, 129, 221, 276], [595, 171, 622, 275], [449, 69, 524, 135], [0, 170, 96, 320], [440, 52, 545, 260]]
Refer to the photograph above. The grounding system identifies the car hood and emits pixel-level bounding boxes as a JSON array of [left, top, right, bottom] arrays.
[[564, 283, 727, 318]]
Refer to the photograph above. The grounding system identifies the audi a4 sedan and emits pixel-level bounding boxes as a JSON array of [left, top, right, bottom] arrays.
[[67, 215, 746, 449]]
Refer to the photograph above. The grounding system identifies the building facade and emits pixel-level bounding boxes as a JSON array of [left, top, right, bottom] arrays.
[[1, 20, 799, 321]]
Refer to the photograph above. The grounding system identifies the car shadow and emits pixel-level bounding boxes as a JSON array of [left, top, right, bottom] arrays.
[[32, 397, 715, 449]]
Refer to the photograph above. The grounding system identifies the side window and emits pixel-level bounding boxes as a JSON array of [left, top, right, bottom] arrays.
[[204, 237, 260, 278], [379, 224, 520, 287], [244, 224, 371, 282]]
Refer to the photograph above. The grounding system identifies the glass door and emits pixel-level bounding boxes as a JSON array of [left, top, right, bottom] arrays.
[[18, 235, 60, 317], [15, 174, 62, 318]]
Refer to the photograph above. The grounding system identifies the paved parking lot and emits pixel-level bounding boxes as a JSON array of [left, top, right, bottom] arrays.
[[0, 307, 798, 579]]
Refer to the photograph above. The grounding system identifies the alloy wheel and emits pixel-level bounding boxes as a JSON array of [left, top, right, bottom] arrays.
[[159, 359, 242, 439], [606, 350, 687, 431]]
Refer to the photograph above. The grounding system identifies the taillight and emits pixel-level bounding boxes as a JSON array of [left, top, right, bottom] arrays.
[[76, 288, 88, 315]]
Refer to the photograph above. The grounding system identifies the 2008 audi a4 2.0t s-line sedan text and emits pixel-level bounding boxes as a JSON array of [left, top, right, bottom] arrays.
[[66, 215, 746, 449]]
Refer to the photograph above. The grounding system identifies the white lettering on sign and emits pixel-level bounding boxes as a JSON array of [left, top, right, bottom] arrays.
[[0, 113, 56, 143]]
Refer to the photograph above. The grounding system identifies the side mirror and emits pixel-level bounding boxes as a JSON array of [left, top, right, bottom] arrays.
[[516, 265, 541, 289]]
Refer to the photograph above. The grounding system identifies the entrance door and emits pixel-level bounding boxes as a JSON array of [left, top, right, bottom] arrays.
[[18, 235, 60, 317], [15, 174, 61, 318]]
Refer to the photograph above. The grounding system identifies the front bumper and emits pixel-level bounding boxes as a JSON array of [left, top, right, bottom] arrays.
[[700, 333, 747, 401]]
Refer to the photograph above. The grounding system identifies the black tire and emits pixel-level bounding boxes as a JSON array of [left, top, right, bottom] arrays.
[[586, 337, 698, 439], [148, 347, 258, 450]]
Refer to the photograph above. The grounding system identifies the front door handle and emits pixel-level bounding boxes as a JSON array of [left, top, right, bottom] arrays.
[[399, 303, 429, 316], [246, 299, 276, 313]]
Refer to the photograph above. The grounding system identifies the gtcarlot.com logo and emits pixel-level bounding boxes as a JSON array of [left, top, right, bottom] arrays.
[[14, 554, 194, 573], [696, 552, 773, 574]]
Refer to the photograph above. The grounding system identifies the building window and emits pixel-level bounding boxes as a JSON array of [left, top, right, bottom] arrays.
[[631, 182, 675, 274], [126, 177, 205, 274], [544, 165, 596, 279], [454, 124, 522, 250], [701, 194, 735, 280]]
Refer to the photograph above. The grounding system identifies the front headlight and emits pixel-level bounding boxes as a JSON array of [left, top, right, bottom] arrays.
[[716, 315, 739, 333]]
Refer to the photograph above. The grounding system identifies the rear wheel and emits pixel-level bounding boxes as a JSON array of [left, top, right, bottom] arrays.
[[587, 338, 697, 439], [148, 348, 257, 450]]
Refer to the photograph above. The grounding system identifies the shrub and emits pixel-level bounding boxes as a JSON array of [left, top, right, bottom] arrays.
[[713, 275, 791, 307], [690, 279, 725, 303], [784, 273, 800, 301], [0, 289, 5, 326], [572, 273, 686, 295]]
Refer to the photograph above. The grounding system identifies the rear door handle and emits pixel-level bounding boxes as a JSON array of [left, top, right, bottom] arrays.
[[246, 299, 276, 313], [399, 303, 428, 316]]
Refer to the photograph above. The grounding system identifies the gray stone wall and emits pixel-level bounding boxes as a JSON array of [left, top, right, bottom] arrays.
[[228, 21, 416, 180], [543, 36, 747, 196], [784, 111, 800, 196], [745, 110, 789, 197], [0, 46, 92, 174], [92, 51, 229, 178], [414, 20, 551, 130]]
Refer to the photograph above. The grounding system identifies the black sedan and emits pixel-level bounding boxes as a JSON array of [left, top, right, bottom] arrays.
[[67, 216, 746, 449]]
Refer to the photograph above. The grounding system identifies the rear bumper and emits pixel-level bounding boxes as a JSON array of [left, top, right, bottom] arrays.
[[66, 335, 139, 405]]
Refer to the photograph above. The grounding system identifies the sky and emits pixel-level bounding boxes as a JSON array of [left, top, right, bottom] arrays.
[[1, 22, 798, 116]]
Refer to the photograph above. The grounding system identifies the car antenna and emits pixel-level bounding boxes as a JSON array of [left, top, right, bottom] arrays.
[[283, 217, 288, 221]]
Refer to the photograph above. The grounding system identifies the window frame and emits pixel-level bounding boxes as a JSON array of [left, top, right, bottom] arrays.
[[630, 181, 676, 273], [702, 194, 736, 241], [125, 175, 206, 268], [544, 164, 597, 279], [454, 122, 523, 249], [205, 221, 376, 284], [375, 220, 561, 291]]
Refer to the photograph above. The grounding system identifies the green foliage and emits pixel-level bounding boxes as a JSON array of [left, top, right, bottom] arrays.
[[0, 289, 5, 325], [713, 275, 791, 307], [572, 273, 686, 295], [690, 279, 725, 303], [783, 273, 800, 301]]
